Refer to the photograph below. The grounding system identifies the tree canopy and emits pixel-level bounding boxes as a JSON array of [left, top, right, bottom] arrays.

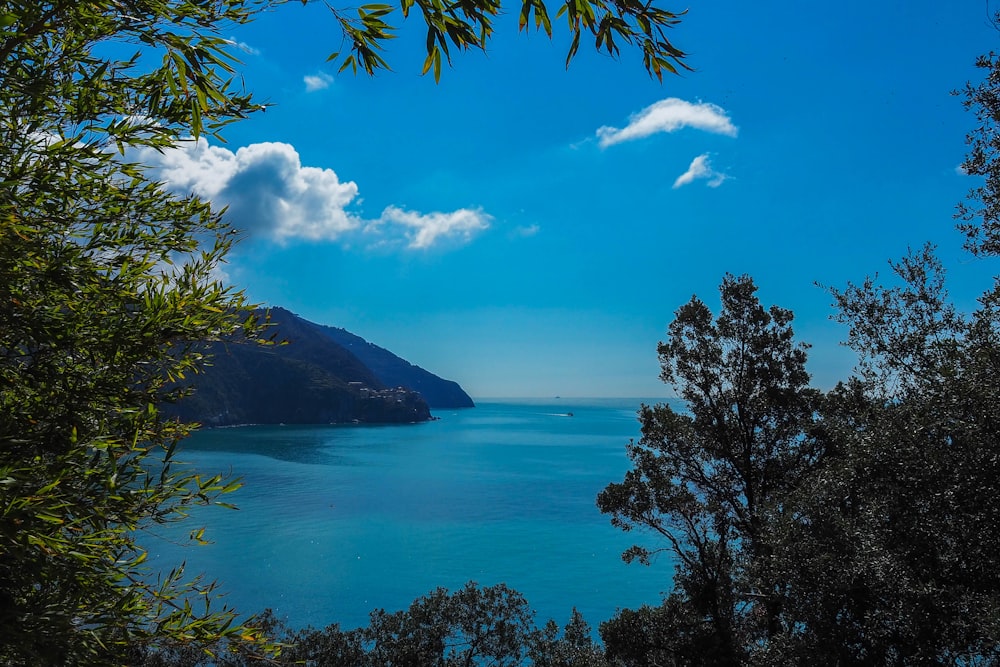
[[130, 583, 610, 666], [599, 265, 1000, 664], [597, 275, 824, 664]]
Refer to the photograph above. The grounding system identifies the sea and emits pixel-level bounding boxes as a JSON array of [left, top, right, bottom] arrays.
[[145, 398, 675, 633]]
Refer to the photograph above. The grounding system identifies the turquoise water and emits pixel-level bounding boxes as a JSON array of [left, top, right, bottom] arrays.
[[145, 399, 673, 631]]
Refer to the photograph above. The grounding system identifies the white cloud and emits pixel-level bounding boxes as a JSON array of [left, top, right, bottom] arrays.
[[597, 98, 738, 148], [303, 72, 333, 92], [377, 207, 492, 249], [673, 154, 729, 189], [513, 224, 540, 238], [227, 37, 260, 56], [134, 139, 489, 250], [134, 139, 360, 242]]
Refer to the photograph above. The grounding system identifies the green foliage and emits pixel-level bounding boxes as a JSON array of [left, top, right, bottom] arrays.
[[131, 584, 611, 666], [600, 600, 734, 667], [0, 1, 264, 150], [0, 1, 275, 663], [599, 270, 1000, 664], [597, 275, 823, 664], [0, 167, 265, 662], [325, 0, 690, 82], [956, 51, 1000, 256], [360, 582, 537, 666], [530, 609, 607, 667], [761, 248, 1000, 664]]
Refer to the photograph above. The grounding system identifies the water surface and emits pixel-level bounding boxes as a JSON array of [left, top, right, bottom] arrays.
[[147, 399, 673, 631]]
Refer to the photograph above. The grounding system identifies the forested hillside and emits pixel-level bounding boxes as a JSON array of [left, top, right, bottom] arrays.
[[164, 307, 474, 426], [309, 316, 475, 409]]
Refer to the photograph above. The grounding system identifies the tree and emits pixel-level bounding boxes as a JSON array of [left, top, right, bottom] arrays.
[[956, 50, 1000, 256], [0, 3, 270, 662], [599, 601, 708, 667], [0, 176, 272, 662], [597, 267, 1000, 666], [530, 609, 608, 667], [133, 586, 614, 666], [752, 28, 1000, 659], [0, 0, 691, 663], [597, 275, 823, 665], [753, 23, 1000, 659], [759, 248, 1000, 664], [597, 260, 1000, 666], [361, 582, 537, 666]]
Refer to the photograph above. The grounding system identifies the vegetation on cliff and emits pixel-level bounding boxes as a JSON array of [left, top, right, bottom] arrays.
[[310, 315, 475, 409], [164, 308, 457, 427]]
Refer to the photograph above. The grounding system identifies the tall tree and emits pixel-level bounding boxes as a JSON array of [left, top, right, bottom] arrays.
[[0, 2, 270, 662], [760, 21, 1000, 657], [597, 275, 822, 665], [758, 16, 1000, 658], [763, 252, 1000, 665]]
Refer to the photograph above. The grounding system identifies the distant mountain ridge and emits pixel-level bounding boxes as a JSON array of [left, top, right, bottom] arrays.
[[164, 307, 474, 427]]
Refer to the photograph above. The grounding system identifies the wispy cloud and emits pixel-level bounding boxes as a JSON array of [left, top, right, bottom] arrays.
[[134, 139, 490, 250], [227, 37, 260, 56], [303, 72, 333, 92], [512, 224, 540, 238], [597, 98, 738, 148], [673, 153, 729, 189]]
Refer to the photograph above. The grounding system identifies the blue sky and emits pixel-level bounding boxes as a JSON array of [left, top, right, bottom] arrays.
[[141, 1, 1000, 398]]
